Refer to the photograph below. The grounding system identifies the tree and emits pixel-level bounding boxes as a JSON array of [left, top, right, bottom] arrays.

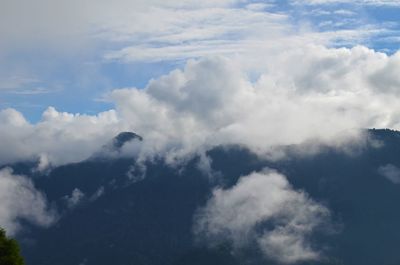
[[0, 228, 24, 265]]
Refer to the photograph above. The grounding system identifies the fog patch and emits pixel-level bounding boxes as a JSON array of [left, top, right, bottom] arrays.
[[194, 169, 331, 264], [0, 168, 56, 235], [378, 164, 400, 184]]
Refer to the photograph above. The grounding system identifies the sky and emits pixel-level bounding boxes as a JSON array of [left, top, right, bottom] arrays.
[[1, 0, 400, 166], [1, 0, 400, 122]]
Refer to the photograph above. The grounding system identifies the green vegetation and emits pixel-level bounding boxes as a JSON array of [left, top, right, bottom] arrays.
[[0, 228, 24, 265]]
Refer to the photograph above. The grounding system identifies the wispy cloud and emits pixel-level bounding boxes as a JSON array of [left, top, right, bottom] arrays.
[[293, 0, 400, 6], [1, 0, 390, 64], [0, 76, 61, 94], [6, 87, 62, 95], [101, 6, 291, 62], [0, 76, 39, 90], [100, 3, 387, 63]]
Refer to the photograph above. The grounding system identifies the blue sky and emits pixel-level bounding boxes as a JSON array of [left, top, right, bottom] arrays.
[[1, 0, 400, 122]]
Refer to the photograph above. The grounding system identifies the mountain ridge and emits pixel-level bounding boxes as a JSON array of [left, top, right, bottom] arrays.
[[5, 128, 400, 265]]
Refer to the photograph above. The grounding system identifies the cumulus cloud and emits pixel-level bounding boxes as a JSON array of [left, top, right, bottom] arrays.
[[108, 47, 400, 159], [378, 164, 400, 184], [194, 169, 330, 264], [0, 168, 56, 235], [2, 45, 400, 166]]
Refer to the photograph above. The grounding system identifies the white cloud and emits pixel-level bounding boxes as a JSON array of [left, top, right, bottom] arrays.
[[126, 164, 147, 184], [100, 4, 384, 64], [90, 186, 105, 202], [370, 52, 400, 94], [245, 3, 273, 11], [0, 107, 121, 166], [36, 153, 51, 172], [103, 6, 290, 63], [2, 45, 400, 166], [333, 9, 357, 16], [64, 188, 85, 209], [0, 76, 39, 90], [294, 0, 400, 6], [0, 168, 56, 235], [378, 164, 400, 184], [194, 169, 330, 263], [0, 0, 384, 64], [108, 47, 400, 157], [0, 0, 253, 55]]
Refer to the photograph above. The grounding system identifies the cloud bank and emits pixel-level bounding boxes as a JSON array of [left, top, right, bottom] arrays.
[[194, 169, 330, 263], [0, 168, 56, 235], [1, 45, 400, 166]]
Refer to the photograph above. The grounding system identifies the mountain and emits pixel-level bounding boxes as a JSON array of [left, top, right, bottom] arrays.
[[6, 129, 400, 265]]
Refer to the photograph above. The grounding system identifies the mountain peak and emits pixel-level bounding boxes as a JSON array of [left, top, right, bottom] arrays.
[[91, 131, 143, 159], [112, 132, 143, 149]]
